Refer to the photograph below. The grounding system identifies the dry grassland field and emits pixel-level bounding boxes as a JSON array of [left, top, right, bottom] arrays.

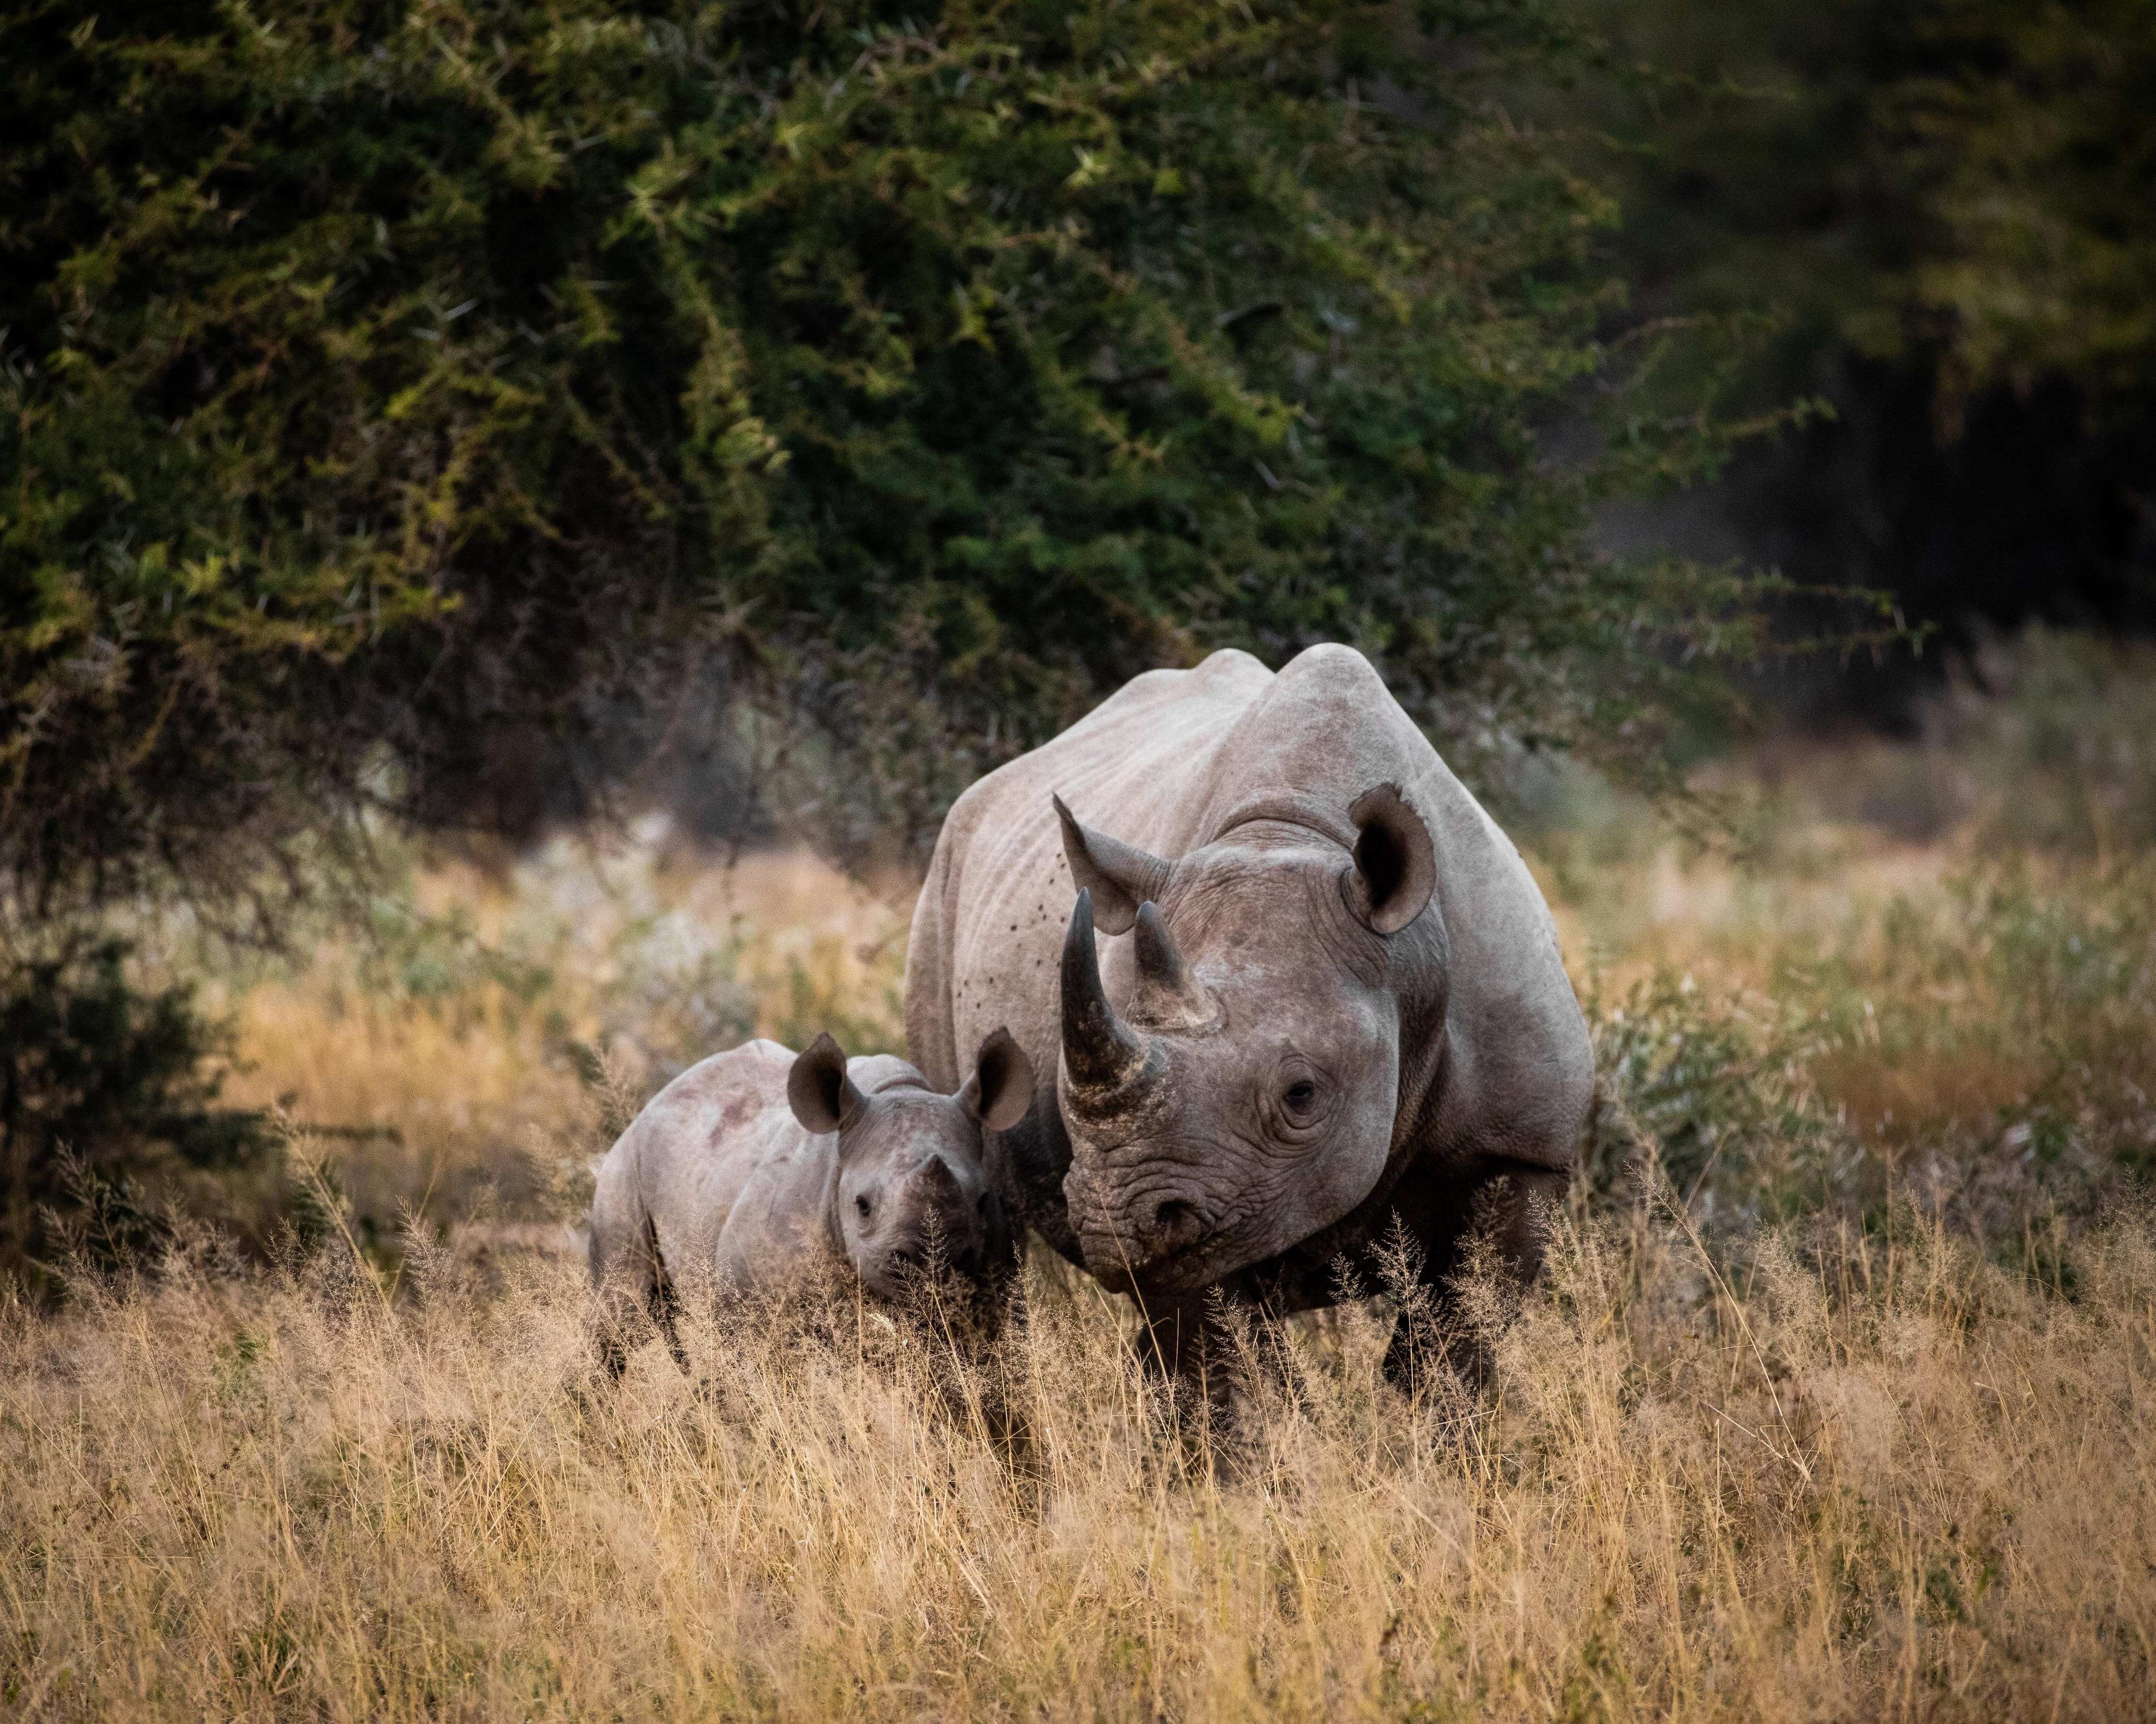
[[4, 632, 2154, 1723]]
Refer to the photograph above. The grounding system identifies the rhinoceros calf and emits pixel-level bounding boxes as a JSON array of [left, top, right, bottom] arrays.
[[905, 644, 1592, 1379], [586, 1029, 1032, 1376]]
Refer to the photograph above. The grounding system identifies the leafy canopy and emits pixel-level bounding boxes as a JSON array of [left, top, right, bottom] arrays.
[[4, 0, 1768, 917]]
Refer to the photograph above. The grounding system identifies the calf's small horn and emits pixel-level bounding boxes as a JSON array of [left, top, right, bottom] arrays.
[[1060, 889, 1150, 1094]]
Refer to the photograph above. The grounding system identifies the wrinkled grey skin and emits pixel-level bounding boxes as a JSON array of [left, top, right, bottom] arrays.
[[905, 645, 1591, 1376], [586, 1029, 1031, 1376]]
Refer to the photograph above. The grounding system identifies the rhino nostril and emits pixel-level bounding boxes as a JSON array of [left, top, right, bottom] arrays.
[[1153, 1198, 1199, 1239]]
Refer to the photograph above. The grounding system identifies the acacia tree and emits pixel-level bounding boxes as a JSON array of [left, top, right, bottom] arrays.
[[3, 0, 1778, 922]]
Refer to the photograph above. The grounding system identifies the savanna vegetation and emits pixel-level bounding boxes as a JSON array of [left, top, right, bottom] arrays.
[[5, 0, 1830, 1282], [4, 0, 2154, 1717], [7, 1165, 2150, 1722]]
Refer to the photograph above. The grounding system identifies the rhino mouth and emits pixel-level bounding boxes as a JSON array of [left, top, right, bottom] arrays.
[[861, 1234, 990, 1302], [1060, 890, 1250, 1291], [1079, 1238, 1216, 1297], [1069, 1182, 1232, 1294]]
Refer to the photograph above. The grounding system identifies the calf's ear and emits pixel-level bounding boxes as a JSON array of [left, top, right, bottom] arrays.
[[1053, 793, 1171, 935], [1344, 784, 1437, 935], [959, 1026, 1036, 1132], [788, 1032, 866, 1135]]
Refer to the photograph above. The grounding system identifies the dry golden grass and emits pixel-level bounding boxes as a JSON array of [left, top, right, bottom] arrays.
[[209, 837, 914, 1230], [1541, 800, 2156, 1172], [4, 1188, 2150, 1722], [14, 640, 2156, 1721], [1540, 834, 1993, 1147]]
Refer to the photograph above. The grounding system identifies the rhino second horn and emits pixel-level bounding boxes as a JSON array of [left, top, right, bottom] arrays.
[[1131, 901, 1220, 1031], [1060, 889, 1151, 1095]]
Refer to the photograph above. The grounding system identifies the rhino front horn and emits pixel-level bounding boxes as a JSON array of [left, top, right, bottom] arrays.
[[1060, 889, 1151, 1096]]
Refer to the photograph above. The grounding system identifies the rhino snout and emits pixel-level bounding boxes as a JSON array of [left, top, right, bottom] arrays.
[[1136, 1196, 1212, 1258], [878, 1228, 984, 1278], [863, 1171, 993, 1294], [1069, 1171, 1219, 1284]]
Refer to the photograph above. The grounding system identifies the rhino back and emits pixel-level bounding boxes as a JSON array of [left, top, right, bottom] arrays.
[[848, 1053, 932, 1096], [613, 1039, 834, 1297], [710, 1131, 842, 1290]]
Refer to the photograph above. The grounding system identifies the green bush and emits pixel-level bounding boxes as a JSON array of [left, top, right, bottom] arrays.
[[1585, 969, 1855, 1227], [1586, 846, 2156, 1241], [0, 938, 272, 1288]]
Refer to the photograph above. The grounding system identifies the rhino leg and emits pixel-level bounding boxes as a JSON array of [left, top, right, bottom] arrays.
[[589, 1210, 688, 1381], [1130, 1295, 1215, 1382], [1378, 1164, 1568, 1399], [1129, 1287, 1323, 1482]]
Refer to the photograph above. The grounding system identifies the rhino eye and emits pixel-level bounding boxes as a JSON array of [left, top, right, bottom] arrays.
[[1282, 1079, 1319, 1113], [854, 1194, 873, 1220]]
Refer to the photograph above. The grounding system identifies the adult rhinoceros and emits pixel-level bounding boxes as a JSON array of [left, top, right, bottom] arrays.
[[904, 644, 1591, 1377]]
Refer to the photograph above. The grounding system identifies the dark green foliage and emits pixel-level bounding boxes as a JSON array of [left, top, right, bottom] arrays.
[[1873, 0, 2156, 419], [4, 0, 1778, 918], [1556, 0, 2156, 418], [0, 938, 272, 1284], [1537, 0, 2156, 705]]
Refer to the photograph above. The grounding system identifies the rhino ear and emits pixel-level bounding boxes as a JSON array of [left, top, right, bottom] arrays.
[[1345, 784, 1437, 935], [1053, 793, 1171, 936], [958, 1026, 1036, 1132], [788, 1032, 865, 1135]]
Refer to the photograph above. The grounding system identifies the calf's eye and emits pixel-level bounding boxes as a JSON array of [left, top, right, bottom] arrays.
[[854, 1194, 873, 1219], [1283, 1080, 1319, 1112]]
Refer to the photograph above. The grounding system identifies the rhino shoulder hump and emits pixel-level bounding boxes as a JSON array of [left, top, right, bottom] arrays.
[[1189, 645, 1273, 685], [1058, 648, 1274, 744], [1277, 640, 1383, 687], [1257, 644, 1420, 743]]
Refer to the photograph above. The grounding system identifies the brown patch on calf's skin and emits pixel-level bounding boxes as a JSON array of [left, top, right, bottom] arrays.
[[711, 1092, 759, 1141]]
